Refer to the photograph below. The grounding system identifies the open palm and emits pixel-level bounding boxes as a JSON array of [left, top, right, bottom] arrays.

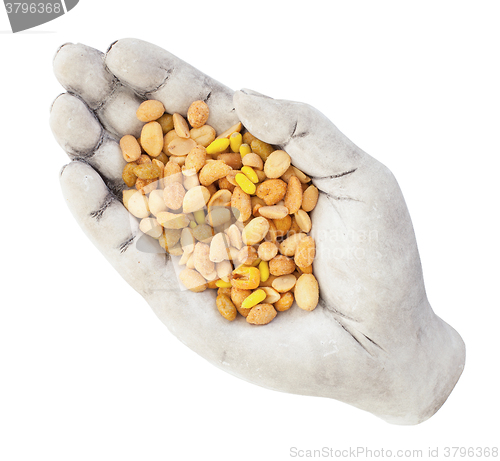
[[51, 38, 465, 425]]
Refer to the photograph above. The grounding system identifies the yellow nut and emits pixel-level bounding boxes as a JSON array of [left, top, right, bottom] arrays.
[[235, 173, 256, 195], [258, 260, 270, 282], [241, 289, 267, 310], [120, 135, 142, 162], [136, 100, 165, 122], [230, 266, 261, 290], [216, 279, 233, 288], [239, 143, 252, 157], [206, 137, 230, 154], [230, 132, 243, 153], [140, 121, 164, 157], [241, 166, 259, 184]]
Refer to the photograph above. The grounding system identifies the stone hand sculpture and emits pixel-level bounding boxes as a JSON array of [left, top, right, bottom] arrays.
[[50, 38, 465, 425]]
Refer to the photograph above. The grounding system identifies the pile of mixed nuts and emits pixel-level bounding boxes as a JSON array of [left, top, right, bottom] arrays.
[[121, 99, 319, 325]]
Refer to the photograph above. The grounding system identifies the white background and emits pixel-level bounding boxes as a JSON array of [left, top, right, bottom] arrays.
[[1, 1, 499, 460]]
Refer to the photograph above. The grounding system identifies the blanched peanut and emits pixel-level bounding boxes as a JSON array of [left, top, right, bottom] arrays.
[[272, 274, 296, 293], [225, 224, 243, 250], [168, 137, 197, 156], [302, 185, 319, 212], [159, 228, 182, 252], [157, 211, 190, 229], [140, 121, 163, 157], [122, 162, 138, 187], [242, 153, 264, 170], [192, 223, 215, 243], [125, 191, 150, 218], [205, 207, 232, 228], [279, 232, 307, 256], [216, 260, 233, 282], [269, 255, 296, 276], [183, 185, 211, 213], [173, 113, 190, 138], [258, 205, 289, 220], [295, 274, 319, 311], [256, 179, 287, 205], [180, 227, 196, 254], [216, 294, 237, 321], [289, 215, 302, 235], [246, 303, 277, 325], [136, 100, 165, 122], [162, 182, 185, 210], [292, 166, 311, 183], [275, 292, 294, 312], [242, 217, 270, 245], [185, 145, 207, 172], [209, 232, 231, 263], [122, 189, 136, 211], [187, 100, 210, 128], [218, 176, 235, 192], [163, 130, 180, 153], [231, 186, 252, 222], [180, 269, 208, 293], [265, 219, 278, 245], [199, 160, 232, 186], [258, 241, 278, 261], [294, 236, 316, 268], [139, 217, 163, 239], [264, 150, 291, 178], [237, 246, 258, 266], [284, 175, 303, 214], [260, 286, 281, 304], [190, 125, 216, 147], [120, 135, 141, 162], [294, 209, 312, 233], [207, 189, 232, 208], [193, 242, 215, 278], [157, 113, 174, 134]]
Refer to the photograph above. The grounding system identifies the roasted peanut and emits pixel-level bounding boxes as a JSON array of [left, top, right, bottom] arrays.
[[217, 153, 242, 170], [125, 191, 150, 218], [157, 113, 174, 134], [168, 137, 197, 156], [242, 153, 264, 170], [183, 186, 211, 213], [231, 287, 252, 317], [187, 100, 210, 128], [258, 205, 289, 220], [199, 160, 232, 186], [237, 246, 258, 266], [209, 232, 231, 263], [173, 113, 190, 138], [246, 303, 277, 325], [274, 292, 294, 312], [231, 186, 252, 222], [279, 232, 307, 256], [272, 274, 296, 293], [140, 121, 163, 157], [264, 150, 291, 178], [120, 135, 142, 162], [294, 209, 312, 233], [216, 121, 242, 140], [256, 179, 287, 205], [269, 255, 296, 276], [295, 274, 319, 311], [193, 242, 215, 278], [190, 125, 216, 147], [294, 236, 316, 268], [139, 217, 163, 239], [284, 175, 303, 214], [185, 145, 207, 172], [301, 185, 319, 212], [242, 217, 270, 245], [273, 215, 292, 237], [216, 294, 237, 321], [136, 177, 156, 195], [163, 161, 183, 184], [136, 100, 165, 122], [257, 241, 278, 261], [163, 182, 186, 210]]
